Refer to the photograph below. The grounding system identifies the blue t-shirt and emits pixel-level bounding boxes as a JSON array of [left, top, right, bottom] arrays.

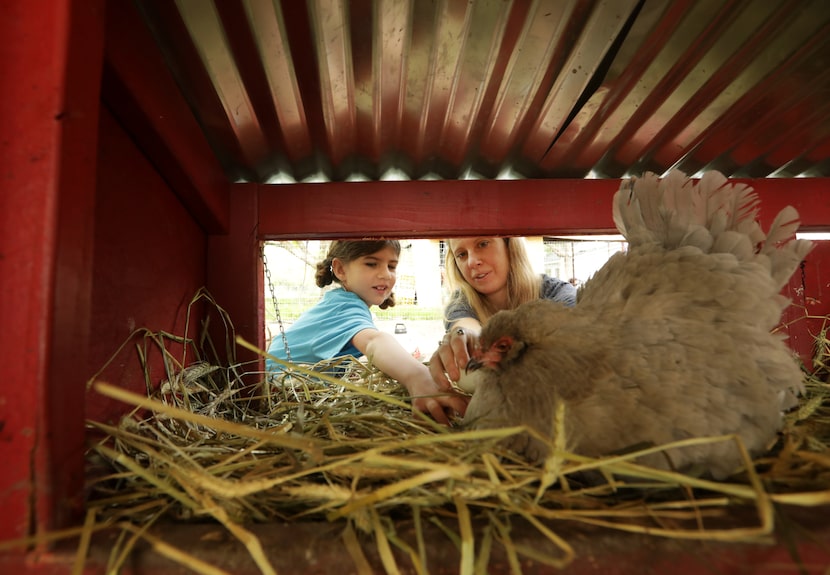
[[266, 288, 376, 371], [444, 274, 576, 329]]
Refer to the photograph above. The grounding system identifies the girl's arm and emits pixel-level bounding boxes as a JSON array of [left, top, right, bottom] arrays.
[[352, 328, 468, 425]]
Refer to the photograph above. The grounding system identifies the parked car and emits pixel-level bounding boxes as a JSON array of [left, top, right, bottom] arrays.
[[390, 321, 422, 360]]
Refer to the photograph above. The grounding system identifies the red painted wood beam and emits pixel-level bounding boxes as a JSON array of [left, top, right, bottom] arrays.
[[0, 0, 104, 540], [102, 0, 230, 234], [207, 184, 265, 374], [733, 177, 830, 233], [255, 177, 830, 239], [257, 179, 617, 239]]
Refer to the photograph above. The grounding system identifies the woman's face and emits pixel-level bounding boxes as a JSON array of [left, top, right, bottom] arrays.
[[450, 237, 509, 298], [333, 245, 398, 307]]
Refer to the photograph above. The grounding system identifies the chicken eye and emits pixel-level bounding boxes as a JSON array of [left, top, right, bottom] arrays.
[[494, 338, 512, 353]]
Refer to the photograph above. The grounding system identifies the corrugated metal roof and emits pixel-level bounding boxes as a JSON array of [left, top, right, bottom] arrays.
[[133, 0, 830, 183]]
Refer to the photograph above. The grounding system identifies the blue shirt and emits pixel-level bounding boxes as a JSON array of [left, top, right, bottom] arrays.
[[266, 288, 376, 371]]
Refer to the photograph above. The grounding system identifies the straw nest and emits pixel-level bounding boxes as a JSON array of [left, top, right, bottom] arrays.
[[13, 292, 830, 574]]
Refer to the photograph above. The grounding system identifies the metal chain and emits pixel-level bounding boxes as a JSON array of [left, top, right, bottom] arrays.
[[260, 243, 292, 363]]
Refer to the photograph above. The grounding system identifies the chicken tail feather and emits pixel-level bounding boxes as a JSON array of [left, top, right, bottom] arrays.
[[613, 171, 814, 282]]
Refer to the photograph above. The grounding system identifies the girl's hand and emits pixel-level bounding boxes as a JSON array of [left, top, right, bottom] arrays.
[[356, 329, 468, 425], [407, 377, 469, 426]]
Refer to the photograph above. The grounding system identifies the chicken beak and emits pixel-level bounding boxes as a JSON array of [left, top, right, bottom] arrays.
[[466, 357, 483, 372]]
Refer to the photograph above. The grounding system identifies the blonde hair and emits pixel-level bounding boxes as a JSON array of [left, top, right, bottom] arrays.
[[316, 240, 400, 309], [445, 237, 540, 324]]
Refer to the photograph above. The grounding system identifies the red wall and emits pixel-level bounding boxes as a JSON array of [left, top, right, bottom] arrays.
[[0, 0, 105, 541], [85, 109, 207, 425], [780, 240, 830, 370]]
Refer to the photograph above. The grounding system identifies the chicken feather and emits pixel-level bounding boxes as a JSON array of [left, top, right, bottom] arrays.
[[463, 170, 813, 479]]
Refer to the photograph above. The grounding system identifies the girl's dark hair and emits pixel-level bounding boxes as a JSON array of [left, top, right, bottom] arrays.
[[315, 240, 401, 309]]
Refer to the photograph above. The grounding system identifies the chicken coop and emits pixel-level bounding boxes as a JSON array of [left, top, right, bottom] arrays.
[[3, 0, 830, 573]]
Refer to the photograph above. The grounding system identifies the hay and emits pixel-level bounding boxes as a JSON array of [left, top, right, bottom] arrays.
[[7, 291, 829, 573]]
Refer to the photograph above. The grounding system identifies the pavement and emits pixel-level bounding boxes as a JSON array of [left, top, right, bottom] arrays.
[[376, 319, 445, 361]]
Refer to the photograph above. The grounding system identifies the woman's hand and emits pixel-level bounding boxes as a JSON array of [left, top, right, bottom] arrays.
[[428, 322, 481, 390]]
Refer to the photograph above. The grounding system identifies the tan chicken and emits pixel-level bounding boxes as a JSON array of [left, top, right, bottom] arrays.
[[463, 170, 813, 479]]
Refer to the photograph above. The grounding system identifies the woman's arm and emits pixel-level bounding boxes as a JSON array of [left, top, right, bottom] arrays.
[[541, 274, 577, 306], [352, 328, 468, 425]]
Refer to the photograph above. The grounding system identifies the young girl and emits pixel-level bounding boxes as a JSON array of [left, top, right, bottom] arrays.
[[266, 240, 467, 425]]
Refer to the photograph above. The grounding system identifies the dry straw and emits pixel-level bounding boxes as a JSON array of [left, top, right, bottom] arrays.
[[3, 290, 827, 574]]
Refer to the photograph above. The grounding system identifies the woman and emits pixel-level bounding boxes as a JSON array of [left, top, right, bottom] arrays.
[[267, 240, 467, 425], [429, 237, 576, 389]]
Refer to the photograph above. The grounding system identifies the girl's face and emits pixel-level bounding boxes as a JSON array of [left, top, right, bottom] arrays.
[[332, 245, 399, 306], [450, 237, 509, 298]]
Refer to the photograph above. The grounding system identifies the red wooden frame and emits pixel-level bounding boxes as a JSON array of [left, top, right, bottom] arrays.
[[0, 0, 105, 542], [102, 0, 230, 235], [255, 177, 830, 240], [1, 0, 829, 572]]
